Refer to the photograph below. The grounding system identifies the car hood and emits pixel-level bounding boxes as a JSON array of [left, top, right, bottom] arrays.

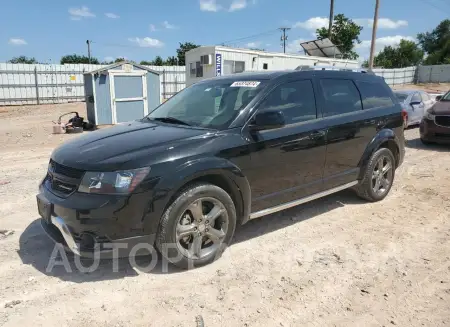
[[431, 101, 450, 114], [51, 120, 213, 171]]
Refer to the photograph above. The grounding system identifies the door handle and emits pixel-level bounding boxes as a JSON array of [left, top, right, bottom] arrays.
[[309, 130, 326, 140]]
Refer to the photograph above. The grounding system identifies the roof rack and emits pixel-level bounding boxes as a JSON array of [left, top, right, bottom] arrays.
[[295, 65, 373, 74]]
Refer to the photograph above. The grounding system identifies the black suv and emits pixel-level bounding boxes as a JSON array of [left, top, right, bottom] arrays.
[[38, 70, 405, 269]]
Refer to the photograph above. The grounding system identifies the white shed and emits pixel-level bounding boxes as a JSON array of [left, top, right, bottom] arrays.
[[185, 46, 360, 86]]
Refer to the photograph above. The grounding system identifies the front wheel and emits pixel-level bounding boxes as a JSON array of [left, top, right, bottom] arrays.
[[354, 148, 396, 202], [156, 183, 236, 269]]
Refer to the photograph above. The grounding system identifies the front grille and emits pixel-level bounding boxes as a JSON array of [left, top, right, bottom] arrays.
[[49, 159, 84, 179], [435, 116, 450, 127], [51, 178, 77, 194], [46, 159, 84, 197]]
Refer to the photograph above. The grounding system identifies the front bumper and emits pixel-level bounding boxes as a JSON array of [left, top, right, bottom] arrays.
[[420, 118, 450, 144], [38, 185, 158, 258]]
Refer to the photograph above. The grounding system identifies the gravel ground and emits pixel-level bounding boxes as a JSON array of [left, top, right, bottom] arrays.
[[0, 101, 449, 327]]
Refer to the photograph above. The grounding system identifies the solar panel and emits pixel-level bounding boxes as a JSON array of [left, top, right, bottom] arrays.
[[300, 38, 342, 58]]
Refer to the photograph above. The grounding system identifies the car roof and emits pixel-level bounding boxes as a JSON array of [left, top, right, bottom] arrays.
[[198, 69, 382, 84]]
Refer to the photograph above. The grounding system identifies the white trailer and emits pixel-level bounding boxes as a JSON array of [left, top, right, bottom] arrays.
[[185, 45, 360, 86]]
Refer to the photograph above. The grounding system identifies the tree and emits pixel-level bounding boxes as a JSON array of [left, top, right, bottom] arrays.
[[417, 19, 450, 65], [176, 42, 200, 66], [152, 56, 164, 66], [8, 56, 38, 64], [316, 14, 363, 60], [115, 57, 126, 63], [140, 60, 152, 65], [165, 56, 178, 65], [363, 39, 424, 68], [60, 54, 99, 64]]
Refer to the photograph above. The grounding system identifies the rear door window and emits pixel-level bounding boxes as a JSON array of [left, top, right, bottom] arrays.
[[259, 80, 317, 124], [355, 81, 394, 109], [411, 93, 422, 103], [319, 79, 362, 117]]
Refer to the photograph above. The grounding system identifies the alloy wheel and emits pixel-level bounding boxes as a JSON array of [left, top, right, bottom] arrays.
[[176, 197, 228, 260], [371, 155, 393, 196]]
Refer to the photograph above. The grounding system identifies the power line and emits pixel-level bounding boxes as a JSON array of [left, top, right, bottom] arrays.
[[416, 0, 450, 13], [218, 29, 279, 46]]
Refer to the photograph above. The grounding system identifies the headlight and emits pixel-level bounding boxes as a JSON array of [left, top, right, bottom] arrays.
[[424, 110, 435, 120], [78, 167, 150, 194]]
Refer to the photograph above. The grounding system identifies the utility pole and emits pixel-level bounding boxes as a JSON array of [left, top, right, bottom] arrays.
[[368, 0, 380, 70], [279, 27, 291, 53], [86, 40, 91, 64], [328, 0, 334, 38]]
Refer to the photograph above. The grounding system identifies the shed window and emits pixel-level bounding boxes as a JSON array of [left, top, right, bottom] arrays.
[[189, 63, 196, 77], [223, 60, 246, 75], [196, 61, 203, 77]]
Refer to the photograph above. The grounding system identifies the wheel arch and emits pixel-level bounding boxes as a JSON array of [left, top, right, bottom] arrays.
[[147, 157, 252, 235], [358, 129, 400, 179]]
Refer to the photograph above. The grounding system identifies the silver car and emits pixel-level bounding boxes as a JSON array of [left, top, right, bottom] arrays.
[[394, 90, 435, 128]]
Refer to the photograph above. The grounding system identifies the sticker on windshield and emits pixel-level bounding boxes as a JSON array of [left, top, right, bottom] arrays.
[[230, 81, 261, 88]]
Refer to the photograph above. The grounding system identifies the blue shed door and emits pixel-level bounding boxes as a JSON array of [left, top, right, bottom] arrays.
[[110, 72, 148, 124]]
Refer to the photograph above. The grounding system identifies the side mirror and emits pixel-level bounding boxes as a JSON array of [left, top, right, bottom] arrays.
[[410, 101, 421, 106], [250, 110, 285, 131], [435, 95, 442, 101]]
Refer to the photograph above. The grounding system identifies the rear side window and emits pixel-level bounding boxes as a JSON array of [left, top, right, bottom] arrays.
[[355, 81, 394, 109], [421, 92, 431, 101], [411, 93, 421, 103], [319, 79, 362, 117], [259, 80, 317, 124]]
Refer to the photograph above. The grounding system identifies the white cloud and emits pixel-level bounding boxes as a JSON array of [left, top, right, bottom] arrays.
[[354, 18, 408, 29], [229, 0, 247, 12], [246, 41, 261, 48], [200, 0, 254, 12], [8, 38, 27, 46], [356, 35, 415, 57], [293, 17, 329, 30], [68, 6, 95, 20], [128, 37, 164, 48], [105, 13, 120, 19], [286, 38, 306, 53], [200, 0, 221, 12], [163, 21, 177, 29], [104, 56, 114, 62], [149, 24, 157, 32]]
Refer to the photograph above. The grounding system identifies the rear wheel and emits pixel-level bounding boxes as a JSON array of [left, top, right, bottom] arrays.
[[355, 148, 396, 202], [156, 183, 236, 269]]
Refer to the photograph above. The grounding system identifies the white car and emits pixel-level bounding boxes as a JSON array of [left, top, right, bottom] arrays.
[[393, 90, 435, 128]]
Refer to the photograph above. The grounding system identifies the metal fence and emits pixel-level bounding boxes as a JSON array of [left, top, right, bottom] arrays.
[[372, 66, 417, 86], [0, 63, 186, 106], [1, 63, 449, 106], [417, 64, 450, 84]]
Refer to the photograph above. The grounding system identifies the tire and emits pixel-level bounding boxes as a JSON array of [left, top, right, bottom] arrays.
[[354, 148, 396, 202], [156, 183, 236, 269]]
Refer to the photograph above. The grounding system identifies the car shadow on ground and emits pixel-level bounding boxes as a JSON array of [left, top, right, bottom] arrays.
[[406, 137, 450, 152], [18, 189, 365, 282]]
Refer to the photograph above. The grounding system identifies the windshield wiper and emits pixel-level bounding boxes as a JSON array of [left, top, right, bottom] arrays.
[[149, 117, 191, 126]]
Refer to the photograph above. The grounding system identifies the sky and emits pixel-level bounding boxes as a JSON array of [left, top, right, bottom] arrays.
[[1, 0, 449, 64]]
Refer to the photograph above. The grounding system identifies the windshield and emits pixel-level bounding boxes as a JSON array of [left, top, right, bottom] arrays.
[[394, 92, 409, 102], [440, 91, 450, 101], [146, 80, 266, 129]]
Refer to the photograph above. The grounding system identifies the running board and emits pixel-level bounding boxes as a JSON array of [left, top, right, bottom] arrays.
[[249, 181, 358, 220]]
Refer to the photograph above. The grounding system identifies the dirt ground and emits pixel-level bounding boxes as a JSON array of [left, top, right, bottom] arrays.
[[0, 98, 449, 327]]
